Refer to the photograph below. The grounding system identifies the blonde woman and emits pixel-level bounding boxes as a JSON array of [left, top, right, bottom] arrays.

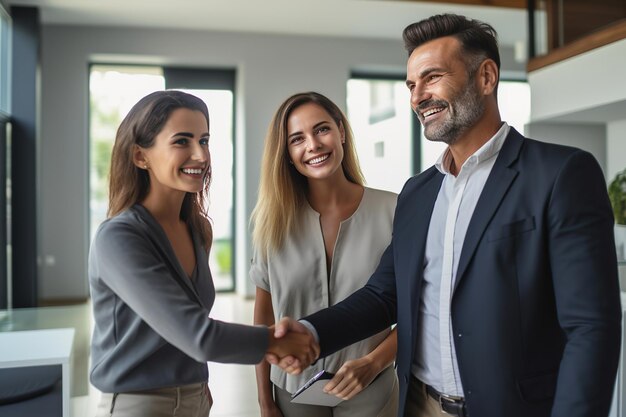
[[251, 92, 399, 417]]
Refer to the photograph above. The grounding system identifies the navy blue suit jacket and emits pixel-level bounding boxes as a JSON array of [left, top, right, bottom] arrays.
[[305, 128, 621, 417]]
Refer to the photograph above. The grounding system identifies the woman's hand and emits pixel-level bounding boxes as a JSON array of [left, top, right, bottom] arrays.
[[323, 356, 380, 400], [323, 327, 398, 400]]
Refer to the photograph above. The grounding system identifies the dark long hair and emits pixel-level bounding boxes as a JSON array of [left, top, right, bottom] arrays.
[[108, 90, 212, 247]]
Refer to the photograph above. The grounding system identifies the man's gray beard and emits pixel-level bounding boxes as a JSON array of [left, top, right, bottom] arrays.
[[423, 80, 485, 145]]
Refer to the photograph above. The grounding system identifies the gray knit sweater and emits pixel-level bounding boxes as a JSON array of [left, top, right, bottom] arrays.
[[89, 204, 268, 393]]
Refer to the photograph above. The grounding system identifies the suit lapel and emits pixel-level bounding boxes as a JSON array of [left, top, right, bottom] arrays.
[[454, 129, 524, 291]]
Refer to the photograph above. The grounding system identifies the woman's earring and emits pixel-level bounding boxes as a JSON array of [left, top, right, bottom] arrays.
[[289, 160, 294, 165]]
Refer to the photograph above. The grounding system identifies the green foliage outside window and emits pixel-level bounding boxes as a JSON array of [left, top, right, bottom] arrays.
[[213, 238, 232, 274], [92, 140, 113, 200], [90, 96, 119, 201]]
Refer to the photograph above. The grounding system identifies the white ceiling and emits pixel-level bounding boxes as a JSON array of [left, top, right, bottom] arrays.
[[3, 0, 528, 47]]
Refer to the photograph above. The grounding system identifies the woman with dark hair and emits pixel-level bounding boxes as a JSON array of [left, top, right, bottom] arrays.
[[250, 92, 399, 417], [89, 90, 316, 417]]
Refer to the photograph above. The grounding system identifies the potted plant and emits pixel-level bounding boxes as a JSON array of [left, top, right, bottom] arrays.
[[608, 168, 626, 262]]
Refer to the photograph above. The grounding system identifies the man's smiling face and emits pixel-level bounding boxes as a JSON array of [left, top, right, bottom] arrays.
[[405, 36, 485, 145]]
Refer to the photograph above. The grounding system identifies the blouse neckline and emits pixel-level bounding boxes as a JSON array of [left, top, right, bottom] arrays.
[[303, 186, 369, 225]]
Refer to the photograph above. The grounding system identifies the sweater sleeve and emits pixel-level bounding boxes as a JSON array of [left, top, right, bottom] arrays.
[[91, 220, 269, 364]]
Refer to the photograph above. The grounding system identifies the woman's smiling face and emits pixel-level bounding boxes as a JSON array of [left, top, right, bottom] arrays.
[[138, 108, 211, 197], [286, 102, 345, 183]]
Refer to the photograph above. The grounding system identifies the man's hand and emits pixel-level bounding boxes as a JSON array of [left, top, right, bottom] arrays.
[[265, 317, 319, 374]]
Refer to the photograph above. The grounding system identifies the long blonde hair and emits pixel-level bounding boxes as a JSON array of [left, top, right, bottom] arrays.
[[108, 90, 213, 248], [251, 92, 364, 255]]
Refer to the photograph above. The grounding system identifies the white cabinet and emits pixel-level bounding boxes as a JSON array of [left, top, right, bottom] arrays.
[[0, 328, 75, 417]]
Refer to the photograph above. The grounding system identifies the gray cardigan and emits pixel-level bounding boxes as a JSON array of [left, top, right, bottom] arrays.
[[89, 204, 268, 393]]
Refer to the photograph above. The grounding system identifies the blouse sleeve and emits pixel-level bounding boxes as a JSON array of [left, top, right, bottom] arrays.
[[249, 249, 270, 292]]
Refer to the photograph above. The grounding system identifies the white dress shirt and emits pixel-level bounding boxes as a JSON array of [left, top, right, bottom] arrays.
[[412, 123, 510, 397]]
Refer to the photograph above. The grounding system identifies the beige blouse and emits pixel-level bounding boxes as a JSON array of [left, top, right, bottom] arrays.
[[250, 187, 397, 393]]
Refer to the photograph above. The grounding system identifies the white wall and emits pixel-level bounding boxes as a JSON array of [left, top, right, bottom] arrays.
[[529, 39, 626, 123], [527, 38, 626, 184], [525, 122, 607, 173], [37, 24, 525, 300]]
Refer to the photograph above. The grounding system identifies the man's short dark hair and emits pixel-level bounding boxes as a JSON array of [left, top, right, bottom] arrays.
[[402, 14, 500, 71]]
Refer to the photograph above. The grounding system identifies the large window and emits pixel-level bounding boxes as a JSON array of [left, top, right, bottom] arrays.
[[0, 4, 10, 114], [89, 65, 236, 291], [0, 116, 9, 313], [89, 65, 165, 238]]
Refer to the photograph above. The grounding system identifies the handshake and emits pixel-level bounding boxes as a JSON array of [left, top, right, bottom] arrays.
[[265, 318, 320, 375]]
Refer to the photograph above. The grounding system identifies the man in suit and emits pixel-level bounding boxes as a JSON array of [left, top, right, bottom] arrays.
[[270, 13, 622, 417]]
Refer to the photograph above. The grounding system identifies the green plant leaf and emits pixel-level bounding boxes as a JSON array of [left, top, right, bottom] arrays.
[[609, 168, 626, 225]]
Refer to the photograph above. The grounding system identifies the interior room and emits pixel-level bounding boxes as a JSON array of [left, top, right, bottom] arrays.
[[0, 0, 624, 416]]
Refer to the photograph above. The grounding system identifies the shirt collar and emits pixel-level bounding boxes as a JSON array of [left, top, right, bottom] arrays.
[[435, 122, 510, 175]]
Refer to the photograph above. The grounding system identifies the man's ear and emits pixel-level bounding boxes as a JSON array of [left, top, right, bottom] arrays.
[[478, 59, 499, 96], [132, 145, 149, 169]]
